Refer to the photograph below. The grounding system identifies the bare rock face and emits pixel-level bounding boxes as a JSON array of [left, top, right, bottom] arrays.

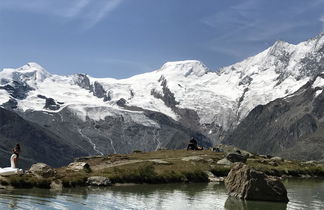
[[29, 163, 56, 178], [86, 176, 112, 186], [44, 98, 60, 111], [224, 163, 289, 203]]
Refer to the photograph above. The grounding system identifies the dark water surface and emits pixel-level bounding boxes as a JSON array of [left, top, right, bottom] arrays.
[[0, 178, 323, 210]]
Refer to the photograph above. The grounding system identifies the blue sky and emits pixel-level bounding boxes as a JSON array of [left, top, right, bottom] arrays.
[[0, 0, 323, 78]]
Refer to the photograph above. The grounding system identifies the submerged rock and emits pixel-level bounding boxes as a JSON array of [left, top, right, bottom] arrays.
[[29, 163, 56, 178], [224, 197, 287, 210], [224, 163, 289, 203]]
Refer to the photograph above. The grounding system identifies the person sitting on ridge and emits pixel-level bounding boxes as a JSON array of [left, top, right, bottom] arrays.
[[10, 144, 21, 169], [187, 137, 203, 150]]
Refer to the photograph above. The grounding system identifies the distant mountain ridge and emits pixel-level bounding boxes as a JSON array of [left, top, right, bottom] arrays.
[[1, 33, 324, 165], [0, 107, 87, 168], [223, 73, 324, 161]]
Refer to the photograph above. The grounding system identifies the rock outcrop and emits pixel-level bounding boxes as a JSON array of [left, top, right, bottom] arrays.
[[29, 163, 56, 178], [224, 163, 289, 203]]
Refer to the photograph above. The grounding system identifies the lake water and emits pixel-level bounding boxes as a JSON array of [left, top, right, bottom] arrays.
[[0, 178, 323, 210]]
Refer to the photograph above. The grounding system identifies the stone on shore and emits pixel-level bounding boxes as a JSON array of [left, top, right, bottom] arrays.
[[271, 156, 284, 162], [67, 162, 91, 172], [205, 171, 224, 182], [29, 163, 56, 178], [217, 158, 232, 166], [86, 176, 112, 186], [226, 153, 247, 163], [181, 156, 204, 161], [224, 163, 289, 203], [50, 179, 63, 191], [149, 159, 171, 165]]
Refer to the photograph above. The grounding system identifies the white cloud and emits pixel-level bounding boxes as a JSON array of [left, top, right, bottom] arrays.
[[201, 0, 324, 58], [321, 15, 324, 23], [64, 0, 90, 18], [320, 15, 324, 30], [84, 0, 124, 29], [0, 0, 124, 29]]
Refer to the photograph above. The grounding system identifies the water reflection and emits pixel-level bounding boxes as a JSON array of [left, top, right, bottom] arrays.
[[0, 179, 323, 209], [224, 197, 287, 210]]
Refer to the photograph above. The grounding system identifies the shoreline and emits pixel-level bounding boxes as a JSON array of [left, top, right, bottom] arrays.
[[1, 149, 324, 189]]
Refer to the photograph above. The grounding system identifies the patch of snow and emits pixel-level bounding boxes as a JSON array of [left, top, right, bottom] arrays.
[[312, 77, 324, 89], [0, 90, 10, 105], [159, 60, 209, 77], [314, 90, 323, 98]]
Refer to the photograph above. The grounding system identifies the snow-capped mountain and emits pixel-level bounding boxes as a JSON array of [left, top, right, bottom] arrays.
[[223, 72, 324, 161], [0, 33, 323, 165]]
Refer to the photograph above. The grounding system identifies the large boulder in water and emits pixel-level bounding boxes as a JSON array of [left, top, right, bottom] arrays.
[[224, 163, 289, 203]]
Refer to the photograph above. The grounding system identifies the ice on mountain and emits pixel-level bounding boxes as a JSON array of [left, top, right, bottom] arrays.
[[312, 76, 324, 89], [1, 34, 324, 133], [159, 60, 209, 77]]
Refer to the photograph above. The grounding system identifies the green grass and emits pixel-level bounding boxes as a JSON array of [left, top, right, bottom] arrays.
[[246, 159, 324, 176], [2, 149, 324, 189]]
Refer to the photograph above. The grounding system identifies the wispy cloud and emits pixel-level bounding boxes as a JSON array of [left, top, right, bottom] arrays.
[[201, 0, 324, 59], [320, 15, 324, 30], [85, 0, 124, 29], [64, 0, 90, 18], [0, 0, 124, 29]]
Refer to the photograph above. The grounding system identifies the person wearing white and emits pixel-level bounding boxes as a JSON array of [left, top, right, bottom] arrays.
[[10, 153, 18, 168], [0, 144, 23, 176], [10, 144, 21, 168]]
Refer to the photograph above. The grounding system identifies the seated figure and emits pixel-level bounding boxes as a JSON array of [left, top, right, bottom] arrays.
[[187, 137, 200, 150]]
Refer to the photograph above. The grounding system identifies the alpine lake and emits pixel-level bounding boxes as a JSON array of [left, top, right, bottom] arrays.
[[0, 178, 323, 210]]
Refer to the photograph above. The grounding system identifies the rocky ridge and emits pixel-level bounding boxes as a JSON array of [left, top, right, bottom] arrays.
[[223, 73, 324, 161]]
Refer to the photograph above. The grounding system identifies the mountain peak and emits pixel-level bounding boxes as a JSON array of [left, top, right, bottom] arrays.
[[0, 62, 51, 87], [159, 60, 209, 77], [16, 62, 50, 82], [268, 40, 294, 56]]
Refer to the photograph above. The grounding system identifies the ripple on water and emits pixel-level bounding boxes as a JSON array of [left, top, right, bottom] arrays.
[[0, 179, 323, 210]]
